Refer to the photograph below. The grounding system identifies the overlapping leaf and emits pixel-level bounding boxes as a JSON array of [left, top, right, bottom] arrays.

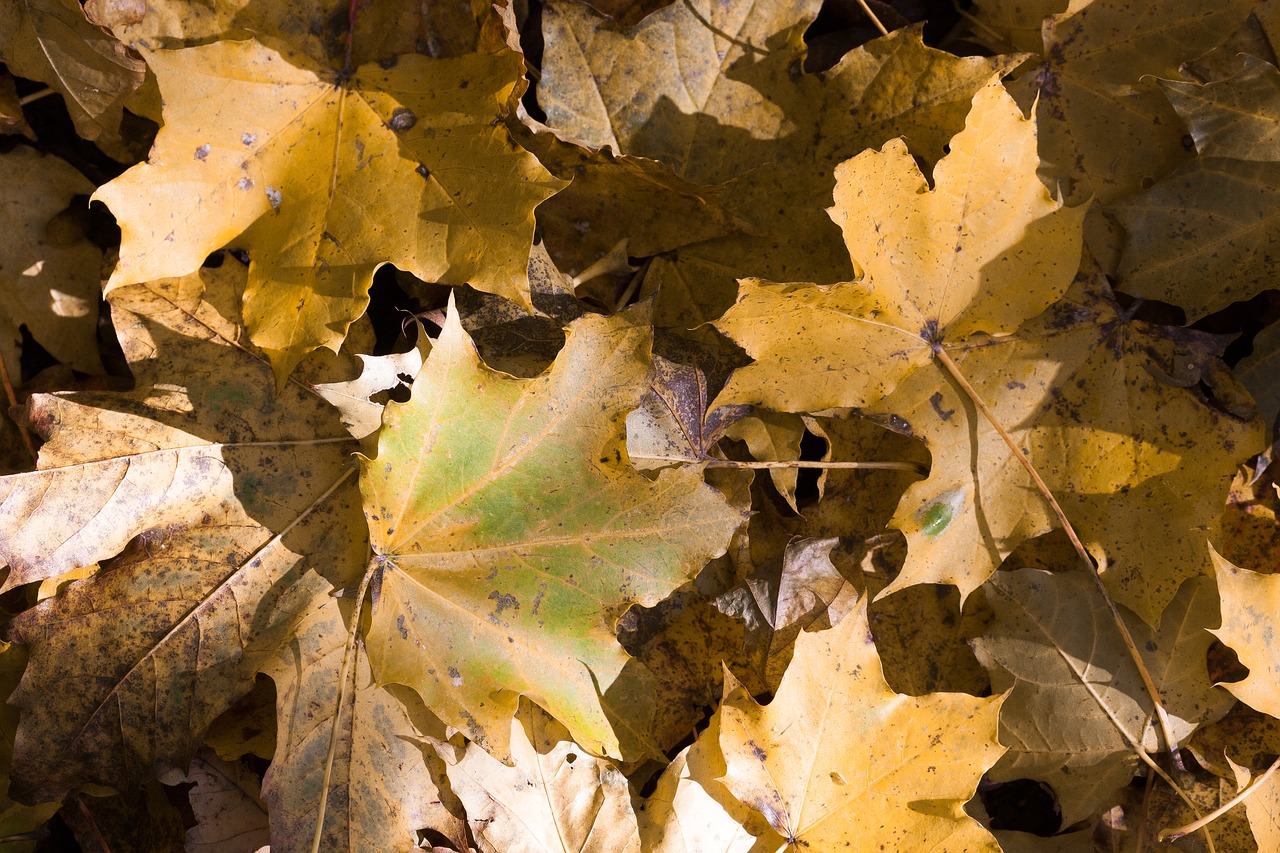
[[0, 0, 145, 157], [1033, 0, 1255, 203], [94, 36, 563, 378], [974, 568, 1232, 824], [539, 4, 1021, 323], [714, 80, 1085, 414], [360, 303, 744, 761], [0, 268, 365, 802], [261, 598, 466, 853], [446, 703, 640, 853]]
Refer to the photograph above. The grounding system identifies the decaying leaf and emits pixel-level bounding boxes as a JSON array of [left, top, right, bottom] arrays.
[[540, 4, 1021, 324], [1115, 157, 1280, 321], [714, 596, 1006, 850], [262, 598, 465, 853], [361, 301, 744, 761], [1160, 56, 1280, 160], [0, 267, 366, 802], [1033, 0, 1255, 203], [2, 0, 1276, 846]]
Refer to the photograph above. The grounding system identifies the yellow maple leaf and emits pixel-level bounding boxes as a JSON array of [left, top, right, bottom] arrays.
[[714, 596, 1005, 851], [94, 37, 564, 379]]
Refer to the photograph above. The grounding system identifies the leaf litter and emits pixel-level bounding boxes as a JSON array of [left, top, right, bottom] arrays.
[[0, 0, 1277, 849]]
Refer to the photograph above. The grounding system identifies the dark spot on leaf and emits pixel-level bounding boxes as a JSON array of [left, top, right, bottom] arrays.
[[929, 391, 954, 421], [488, 591, 518, 622], [416, 164, 431, 179], [194, 144, 210, 160], [395, 615, 408, 639]]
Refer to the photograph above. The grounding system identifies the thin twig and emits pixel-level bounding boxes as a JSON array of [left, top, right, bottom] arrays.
[[854, 0, 889, 36], [0, 353, 36, 464], [1160, 757, 1280, 842], [931, 344, 1185, 768]]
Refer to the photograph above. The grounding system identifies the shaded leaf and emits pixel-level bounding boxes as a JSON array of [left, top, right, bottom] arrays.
[[0, 146, 103, 378], [973, 569, 1232, 825], [1160, 56, 1280, 160], [1033, 0, 1253, 203], [863, 267, 1260, 621], [715, 80, 1085, 414], [540, 7, 1021, 324], [159, 747, 270, 853], [261, 598, 466, 853], [0, 0, 144, 157], [1115, 157, 1280, 321], [0, 268, 365, 802]]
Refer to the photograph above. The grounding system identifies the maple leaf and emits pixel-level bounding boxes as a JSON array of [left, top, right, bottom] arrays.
[[714, 79, 1085, 414], [0, 147, 103, 378], [638, 720, 778, 853], [974, 568, 1232, 824], [1115, 157, 1280, 322], [93, 36, 564, 378], [0, 268, 366, 802], [360, 301, 744, 761], [868, 267, 1259, 621], [1032, 0, 1255, 203], [446, 703, 641, 853], [713, 596, 1005, 850]]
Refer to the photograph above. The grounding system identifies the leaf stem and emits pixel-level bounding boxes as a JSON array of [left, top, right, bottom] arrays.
[[0, 352, 36, 464], [854, 0, 889, 36], [17, 87, 54, 107], [703, 458, 926, 473], [313, 549, 379, 853], [1159, 757, 1280, 842], [930, 343, 1184, 767]]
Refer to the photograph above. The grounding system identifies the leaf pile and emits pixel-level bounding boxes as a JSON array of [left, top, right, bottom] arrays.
[[2, 0, 1279, 850]]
